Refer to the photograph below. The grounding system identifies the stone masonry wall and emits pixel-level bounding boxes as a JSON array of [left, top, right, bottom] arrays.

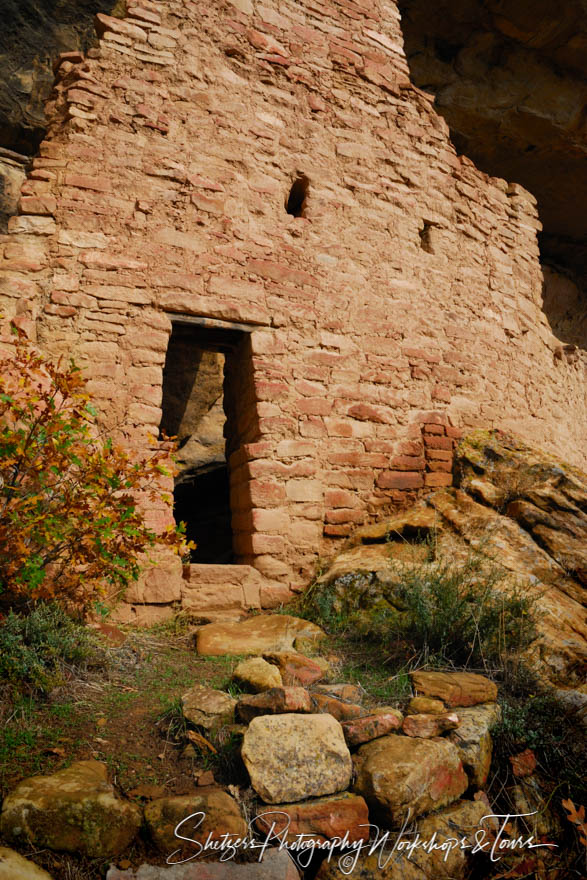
[[0, 0, 585, 608]]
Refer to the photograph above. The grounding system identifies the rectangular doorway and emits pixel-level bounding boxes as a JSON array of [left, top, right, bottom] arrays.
[[158, 316, 254, 564]]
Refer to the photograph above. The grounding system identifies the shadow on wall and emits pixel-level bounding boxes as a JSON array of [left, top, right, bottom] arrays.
[[542, 265, 587, 352]]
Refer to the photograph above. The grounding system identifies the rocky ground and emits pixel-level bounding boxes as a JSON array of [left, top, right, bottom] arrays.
[[0, 431, 585, 878]]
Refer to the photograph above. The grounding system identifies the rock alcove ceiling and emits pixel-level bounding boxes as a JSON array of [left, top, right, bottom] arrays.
[[396, 0, 587, 297]]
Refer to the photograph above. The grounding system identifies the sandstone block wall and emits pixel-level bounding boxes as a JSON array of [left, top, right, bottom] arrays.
[[0, 0, 585, 604]]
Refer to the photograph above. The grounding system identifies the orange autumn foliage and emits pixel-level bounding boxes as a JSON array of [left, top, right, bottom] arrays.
[[0, 331, 188, 611]]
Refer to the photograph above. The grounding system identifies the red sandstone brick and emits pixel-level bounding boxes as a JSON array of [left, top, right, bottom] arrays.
[[416, 412, 449, 425], [18, 196, 57, 216], [377, 472, 424, 490], [422, 424, 445, 434], [324, 524, 353, 537], [432, 385, 451, 402], [402, 347, 442, 363], [63, 173, 112, 192], [325, 509, 364, 524], [327, 452, 388, 467], [446, 426, 463, 439], [426, 448, 452, 461], [424, 435, 453, 450], [247, 259, 317, 288], [248, 480, 287, 507], [297, 398, 332, 416], [390, 455, 426, 471], [348, 403, 393, 424], [424, 472, 453, 487], [324, 489, 356, 508], [426, 460, 452, 473]]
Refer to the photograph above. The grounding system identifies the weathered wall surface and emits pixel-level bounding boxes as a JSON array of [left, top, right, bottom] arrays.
[[0, 0, 585, 608]]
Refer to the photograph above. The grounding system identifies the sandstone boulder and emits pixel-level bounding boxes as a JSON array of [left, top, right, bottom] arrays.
[[0, 761, 141, 858], [236, 687, 312, 723], [263, 651, 325, 686], [242, 714, 352, 804], [310, 693, 365, 721], [233, 657, 282, 692], [106, 848, 300, 878], [448, 702, 501, 788], [353, 735, 468, 825], [196, 615, 324, 656], [313, 683, 364, 703], [181, 685, 236, 730], [144, 791, 246, 853], [406, 696, 446, 715], [410, 670, 497, 707], [316, 796, 497, 879], [341, 711, 403, 746], [402, 712, 460, 738], [255, 792, 369, 844], [0, 848, 54, 880]]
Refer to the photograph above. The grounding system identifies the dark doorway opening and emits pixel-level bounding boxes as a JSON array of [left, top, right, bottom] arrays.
[[159, 317, 248, 564]]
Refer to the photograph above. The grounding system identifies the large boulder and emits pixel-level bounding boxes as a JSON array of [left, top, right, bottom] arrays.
[[353, 735, 468, 826], [242, 714, 352, 804], [410, 670, 497, 708], [254, 792, 369, 844], [448, 702, 501, 787], [196, 615, 324, 656], [181, 685, 236, 730], [0, 761, 141, 858], [316, 797, 498, 879], [0, 848, 54, 880], [144, 791, 246, 853]]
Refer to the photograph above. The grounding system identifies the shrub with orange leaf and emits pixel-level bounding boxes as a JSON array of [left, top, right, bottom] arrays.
[[0, 331, 187, 611]]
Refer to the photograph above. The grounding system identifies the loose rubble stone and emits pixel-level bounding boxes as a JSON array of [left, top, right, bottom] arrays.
[[402, 711, 460, 738], [313, 683, 364, 703], [233, 657, 282, 691], [316, 796, 498, 879], [181, 685, 236, 730], [242, 714, 352, 804], [196, 616, 324, 656], [236, 687, 312, 722], [0, 847, 55, 880], [255, 792, 369, 844], [0, 760, 141, 858], [263, 651, 325, 685], [410, 670, 497, 707], [144, 791, 246, 853], [406, 696, 446, 715], [353, 734, 468, 825], [310, 693, 365, 721], [510, 748, 537, 778], [106, 848, 300, 878], [448, 702, 501, 787], [341, 711, 403, 746]]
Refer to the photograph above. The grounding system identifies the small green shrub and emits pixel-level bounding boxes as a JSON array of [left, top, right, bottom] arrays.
[[0, 602, 104, 692], [302, 551, 536, 670]]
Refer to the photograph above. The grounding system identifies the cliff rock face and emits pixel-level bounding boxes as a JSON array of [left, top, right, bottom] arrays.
[[0, 0, 118, 229], [397, 0, 587, 288]]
